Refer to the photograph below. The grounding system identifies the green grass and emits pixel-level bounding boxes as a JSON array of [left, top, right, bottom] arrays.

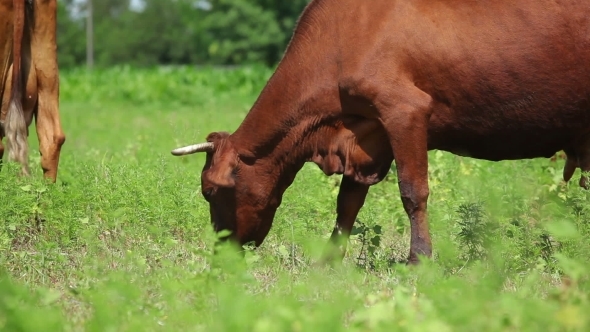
[[1, 65, 589, 331]]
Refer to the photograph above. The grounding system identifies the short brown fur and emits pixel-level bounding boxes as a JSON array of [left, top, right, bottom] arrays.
[[175, 0, 590, 264]]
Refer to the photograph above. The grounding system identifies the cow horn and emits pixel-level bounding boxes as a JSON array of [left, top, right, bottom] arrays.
[[171, 142, 215, 156]]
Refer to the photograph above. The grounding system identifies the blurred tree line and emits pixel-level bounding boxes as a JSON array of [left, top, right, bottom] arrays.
[[57, 0, 310, 68]]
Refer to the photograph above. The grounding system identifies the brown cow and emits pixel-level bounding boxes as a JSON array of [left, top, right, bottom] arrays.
[[0, 0, 65, 181], [172, 0, 590, 264]]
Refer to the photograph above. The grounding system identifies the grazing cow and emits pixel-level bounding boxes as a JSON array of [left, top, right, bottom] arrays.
[[0, 0, 65, 181], [172, 0, 590, 264]]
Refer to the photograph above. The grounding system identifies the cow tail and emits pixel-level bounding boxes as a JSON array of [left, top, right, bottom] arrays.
[[6, 0, 29, 175]]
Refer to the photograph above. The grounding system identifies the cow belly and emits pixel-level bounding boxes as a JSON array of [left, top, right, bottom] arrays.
[[425, 84, 590, 160], [433, 133, 568, 161], [428, 124, 587, 161]]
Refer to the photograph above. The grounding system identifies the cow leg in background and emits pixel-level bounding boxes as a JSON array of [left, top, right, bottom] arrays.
[[31, 0, 65, 182], [320, 176, 369, 264], [0, 138, 4, 169], [376, 87, 433, 265]]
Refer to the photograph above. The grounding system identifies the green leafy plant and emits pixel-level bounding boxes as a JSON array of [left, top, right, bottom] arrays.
[[456, 202, 492, 262], [351, 220, 383, 270]]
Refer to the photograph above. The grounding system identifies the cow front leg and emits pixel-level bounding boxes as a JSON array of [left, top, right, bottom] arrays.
[[396, 157, 431, 265], [377, 91, 433, 264], [320, 176, 369, 264]]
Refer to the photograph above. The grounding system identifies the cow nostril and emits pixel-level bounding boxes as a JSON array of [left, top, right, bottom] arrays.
[[203, 188, 214, 199]]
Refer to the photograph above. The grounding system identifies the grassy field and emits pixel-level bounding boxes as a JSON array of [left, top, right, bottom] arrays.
[[1, 65, 589, 331]]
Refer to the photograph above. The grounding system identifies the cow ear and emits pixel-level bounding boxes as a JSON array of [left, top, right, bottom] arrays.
[[203, 132, 237, 188], [206, 131, 231, 144]]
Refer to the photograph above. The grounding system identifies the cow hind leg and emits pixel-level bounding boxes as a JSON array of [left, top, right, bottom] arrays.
[[563, 149, 577, 183], [319, 176, 369, 265], [574, 151, 590, 190], [563, 142, 590, 189]]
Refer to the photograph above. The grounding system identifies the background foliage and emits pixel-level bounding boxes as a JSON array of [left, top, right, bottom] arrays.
[[57, 0, 310, 68]]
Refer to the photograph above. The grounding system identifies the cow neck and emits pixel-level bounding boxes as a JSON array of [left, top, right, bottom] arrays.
[[231, 67, 340, 153], [245, 115, 343, 203], [229, 64, 341, 197], [229, 5, 341, 175]]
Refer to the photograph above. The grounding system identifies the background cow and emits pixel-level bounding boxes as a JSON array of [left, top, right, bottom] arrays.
[[0, 0, 65, 181], [172, 0, 590, 264]]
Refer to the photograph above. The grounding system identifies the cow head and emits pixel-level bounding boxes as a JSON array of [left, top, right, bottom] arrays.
[[172, 131, 282, 248], [172, 118, 395, 252]]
